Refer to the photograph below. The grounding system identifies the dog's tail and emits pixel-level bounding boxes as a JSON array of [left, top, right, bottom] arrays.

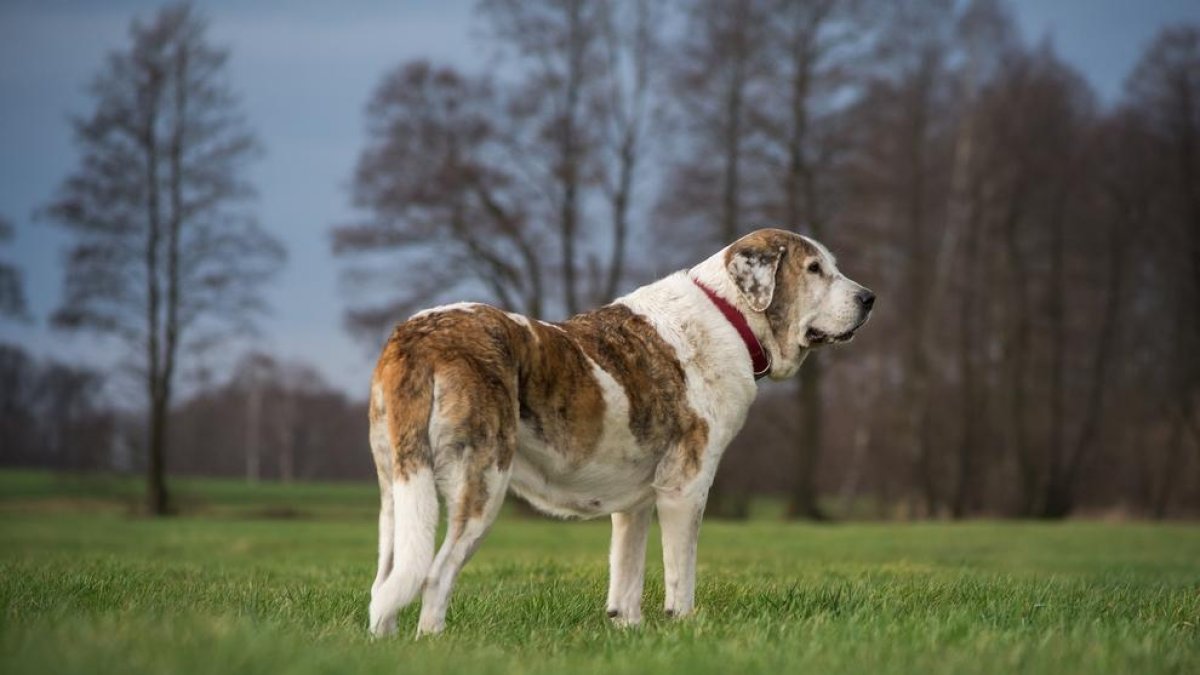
[[368, 468, 438, 637], [368, 362, 440, 637]]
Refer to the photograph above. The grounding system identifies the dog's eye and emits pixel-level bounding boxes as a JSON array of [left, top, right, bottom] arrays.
[[807, 261, 822, 275]]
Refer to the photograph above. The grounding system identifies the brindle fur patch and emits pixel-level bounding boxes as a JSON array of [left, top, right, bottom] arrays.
[[374, 307, 520, 484], [515, 321, 607, 462], [566, 305, 709, 477], [372, 342, 433, 482]]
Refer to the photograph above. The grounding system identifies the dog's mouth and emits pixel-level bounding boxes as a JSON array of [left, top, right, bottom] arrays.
[[805, 327, 857, 345], [806, 315, 870, 346]]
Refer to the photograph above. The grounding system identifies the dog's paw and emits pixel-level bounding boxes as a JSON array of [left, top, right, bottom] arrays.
[[368, 600, 398, 638], [663, 605, 694, 620], [416, 618, 446, 637], [368, 618, 397, 638], [606, 608, 642, 627]]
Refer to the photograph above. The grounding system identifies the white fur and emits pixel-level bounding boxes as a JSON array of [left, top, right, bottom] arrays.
[[606, 506, 652, 625], [410, 301, 481, 320], [505, 312, 534, 332], [799, 237, 870, 344]]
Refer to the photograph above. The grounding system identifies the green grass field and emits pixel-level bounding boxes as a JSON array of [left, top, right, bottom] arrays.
[[1, 470, 1198, 674]]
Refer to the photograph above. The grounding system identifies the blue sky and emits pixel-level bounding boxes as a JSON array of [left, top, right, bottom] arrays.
[[1, 0, 1197, 396]]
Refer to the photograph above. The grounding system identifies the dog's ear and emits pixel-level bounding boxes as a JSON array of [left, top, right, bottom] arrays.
[[726, 243, 784, 312]]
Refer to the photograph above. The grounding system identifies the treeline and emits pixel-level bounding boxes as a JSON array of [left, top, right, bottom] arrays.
[[2, 0, 1197, 518], [0, 346, 370, 482], [333, 0, 1199, 519]]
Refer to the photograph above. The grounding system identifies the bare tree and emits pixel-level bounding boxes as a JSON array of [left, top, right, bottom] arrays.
[[1123, 25, 1200, 517], [655, 0, 771, 518], [753, 0, 872, 520], [844, 0, 960, 516], [597, 0, 662, 300], [338, 3, 663, 337], [658, 0, 770, 259], [0, 216, 27, 320], [169, 351, 372, 482], [42, 4, 284, 515], [0, 345, 114, 471], [479, 0, 610, 315], [334, 61, 546, 339]]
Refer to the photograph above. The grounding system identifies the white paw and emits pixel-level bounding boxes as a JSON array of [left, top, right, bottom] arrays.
[[415, 618, 445, 637], [368, 602, 396, 637], [664, 604, 693, 619], [606, 608, 642, 627]]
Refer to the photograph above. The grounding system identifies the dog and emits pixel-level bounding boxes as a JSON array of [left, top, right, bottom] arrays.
[[366, 228, 874, 636]]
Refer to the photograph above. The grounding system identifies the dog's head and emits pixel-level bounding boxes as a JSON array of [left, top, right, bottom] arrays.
[[724, 229, 874, 379]]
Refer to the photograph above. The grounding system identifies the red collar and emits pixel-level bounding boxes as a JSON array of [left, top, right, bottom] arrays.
[[692, 278, 771, 380]]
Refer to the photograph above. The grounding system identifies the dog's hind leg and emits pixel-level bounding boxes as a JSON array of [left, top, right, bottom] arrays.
[[606, 505, 652, 626], [417, 451, 512, 636]]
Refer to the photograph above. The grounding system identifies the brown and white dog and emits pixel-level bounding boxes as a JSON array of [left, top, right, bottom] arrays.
[[366, 228, 874, 636]]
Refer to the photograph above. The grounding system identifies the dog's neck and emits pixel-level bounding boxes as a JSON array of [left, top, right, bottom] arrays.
[[690, 278, 770, 379], [685, 251, 782, 376]]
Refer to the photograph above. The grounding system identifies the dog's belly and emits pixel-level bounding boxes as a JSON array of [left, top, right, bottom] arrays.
[[507, 422, 658, 519]]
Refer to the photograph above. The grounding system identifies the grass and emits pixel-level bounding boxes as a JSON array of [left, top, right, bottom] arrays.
[[1, 470, 1198, 674]]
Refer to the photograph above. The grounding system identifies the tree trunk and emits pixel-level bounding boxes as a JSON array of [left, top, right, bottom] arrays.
[[783, 19, 828, 522], [1000, 183, 1036, 516], [952, 197, 981, 519], [604, 130, 634, 301], [903, 70, 936, 517], [705, 10, 750, 519], [789, 359, 827, 519], [560, 0, 585, 316], [245, 382, 261, 482], [1151, 420, 1184, 519], [146, 387, 169, 515], [142, 65, 168, 517], [1039, 172, 1073, 519]]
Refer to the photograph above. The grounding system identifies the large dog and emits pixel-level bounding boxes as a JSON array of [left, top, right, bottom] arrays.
[[367, 228, 874, 636]]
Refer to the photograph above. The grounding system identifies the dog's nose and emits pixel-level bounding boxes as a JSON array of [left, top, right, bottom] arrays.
[[857, 290, 875, 311]]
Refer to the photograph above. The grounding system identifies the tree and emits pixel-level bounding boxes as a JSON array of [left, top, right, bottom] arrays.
[[1122, 24, 1200, 517], [0, 345, 114, 471], [844, 0, 960, 516], [479, 0, 610, 315], [658, 0, 770, 260], [0, 215, 27, 320], [337, 3, 662, 338], [656, 0, 771, 518], [753, 0, 872, 520], [596, 0, 663, 300], [43, 3, 284, 515], [333, 61, 548, 338]]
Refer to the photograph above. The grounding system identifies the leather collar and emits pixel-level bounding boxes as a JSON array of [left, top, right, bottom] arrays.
[[691, 278, 771, 380]]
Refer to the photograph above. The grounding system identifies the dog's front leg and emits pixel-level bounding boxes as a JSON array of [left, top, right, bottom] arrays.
[[606, 506, 652, 626], [656, 489, 706, 618]]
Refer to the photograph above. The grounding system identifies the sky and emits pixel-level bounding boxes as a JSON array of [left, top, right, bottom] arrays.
[[1, 0, 1198, 397]]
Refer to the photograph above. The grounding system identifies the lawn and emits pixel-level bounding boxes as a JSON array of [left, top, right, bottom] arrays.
[[1, 470, 1198, 674]]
